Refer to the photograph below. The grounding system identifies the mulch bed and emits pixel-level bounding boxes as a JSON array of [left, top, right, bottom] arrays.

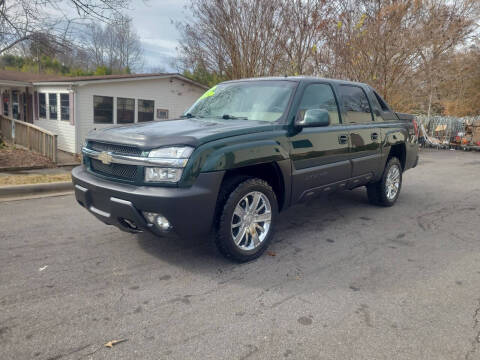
[[0, 142, 55, 170]]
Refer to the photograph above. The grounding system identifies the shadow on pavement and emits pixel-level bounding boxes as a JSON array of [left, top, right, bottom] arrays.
[[134, 187, 372, 274]]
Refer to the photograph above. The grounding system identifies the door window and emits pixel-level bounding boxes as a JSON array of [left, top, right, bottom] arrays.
[[39, 93, 46, 118], [60, 94, 70, 121], [49, 93, 58, 120], [297, 83, 340, 125], [339, 85, 373, 124]]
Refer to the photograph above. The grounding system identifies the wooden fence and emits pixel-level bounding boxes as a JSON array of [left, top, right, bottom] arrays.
[[0, 115, 57, 163]]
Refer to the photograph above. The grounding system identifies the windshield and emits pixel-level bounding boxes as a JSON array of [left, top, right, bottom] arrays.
[[184, 81, 296, 122]]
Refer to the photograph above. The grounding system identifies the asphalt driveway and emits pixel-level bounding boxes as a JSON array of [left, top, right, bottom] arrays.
[[1, 149, 479, 360]]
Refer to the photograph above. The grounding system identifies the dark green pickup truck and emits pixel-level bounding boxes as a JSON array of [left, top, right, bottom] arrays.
[[72, 77, 419, 261]]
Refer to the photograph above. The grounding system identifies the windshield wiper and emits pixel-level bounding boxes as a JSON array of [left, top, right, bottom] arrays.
[[220, 114, 248, 120], [181, 113, 204, 118]]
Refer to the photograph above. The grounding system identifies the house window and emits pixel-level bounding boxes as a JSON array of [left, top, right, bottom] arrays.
[[49, 93, 57, 120], [12, 91, 19, 120], [39, 93, 46, 118], [117, 97, 134, 124], [3, 91, 9, 116], [93, 95, 113, 124], [60, 94, 69, 121], [156, 108, 169, 120], [138, 99, 154, 122]]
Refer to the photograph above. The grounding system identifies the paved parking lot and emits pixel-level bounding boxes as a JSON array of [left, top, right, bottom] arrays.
[[1, 149, 479, 360]]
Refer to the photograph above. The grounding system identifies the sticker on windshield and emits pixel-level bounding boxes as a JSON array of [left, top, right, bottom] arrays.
[[199, 85, 217, 100]]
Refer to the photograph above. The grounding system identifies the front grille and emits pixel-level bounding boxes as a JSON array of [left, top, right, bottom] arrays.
[[88, 141, 142, 156], [90, 159, 138, 181]]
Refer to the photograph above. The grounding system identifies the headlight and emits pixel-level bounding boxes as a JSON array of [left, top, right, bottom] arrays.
[[148, 146, 194, 158], [145, 146, 193, 183], [145, 167, 183, 183]]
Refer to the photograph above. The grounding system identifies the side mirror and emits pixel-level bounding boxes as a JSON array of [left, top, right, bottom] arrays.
[[296, 109, 330, 127]]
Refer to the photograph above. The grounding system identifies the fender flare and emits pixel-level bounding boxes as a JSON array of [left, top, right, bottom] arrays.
[[200, 139, 290, 172]]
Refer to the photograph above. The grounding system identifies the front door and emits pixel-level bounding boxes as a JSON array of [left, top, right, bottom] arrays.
[[288, 82, 351, 203], [337, 84, 382, 180]]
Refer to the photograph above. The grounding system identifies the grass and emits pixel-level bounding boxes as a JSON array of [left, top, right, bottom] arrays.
[[0, 173, 71, 186]]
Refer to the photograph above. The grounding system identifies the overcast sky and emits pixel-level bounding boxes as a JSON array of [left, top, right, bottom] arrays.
[[129, 0, 189, 73]]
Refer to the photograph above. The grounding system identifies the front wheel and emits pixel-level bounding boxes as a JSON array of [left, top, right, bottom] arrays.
[[367, 157, 402, 207], [215, 178, 278, 262]]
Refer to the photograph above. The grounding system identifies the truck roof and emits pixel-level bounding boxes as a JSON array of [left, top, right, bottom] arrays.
[[221, 76, 369, 88]]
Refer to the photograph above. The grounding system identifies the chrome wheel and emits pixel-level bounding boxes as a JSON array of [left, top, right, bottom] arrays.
[[231, 191, 272, 251], [385, 164, 401, 200]]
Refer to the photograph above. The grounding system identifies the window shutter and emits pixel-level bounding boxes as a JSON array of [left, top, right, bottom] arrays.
[[34, 91, 38, 120], [69, 92, 74, 125]]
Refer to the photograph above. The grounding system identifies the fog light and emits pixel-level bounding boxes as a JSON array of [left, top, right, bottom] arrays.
[[143, 211, 157, 223], [145, 167, 183, 183], [142, 211, 172, 231], [155, 215, 171, 231]]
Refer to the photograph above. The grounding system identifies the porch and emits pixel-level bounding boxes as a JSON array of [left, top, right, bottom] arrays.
[[0, 81, 34, 123]]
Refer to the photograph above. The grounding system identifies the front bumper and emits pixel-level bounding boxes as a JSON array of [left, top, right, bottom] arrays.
[[72, 166, 224, 237]]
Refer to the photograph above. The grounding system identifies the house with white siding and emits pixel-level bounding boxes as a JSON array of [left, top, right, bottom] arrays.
[[0, 70, 207, 154]]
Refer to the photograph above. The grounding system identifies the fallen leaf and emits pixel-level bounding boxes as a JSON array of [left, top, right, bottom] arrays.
[[39, 265, 48, 271], [267, 251, 276, 257], [104, 339, 127, 348]]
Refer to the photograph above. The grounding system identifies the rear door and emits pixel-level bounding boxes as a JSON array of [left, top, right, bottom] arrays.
[[337, 84, 382, 181], [288, 82, 351, 203]]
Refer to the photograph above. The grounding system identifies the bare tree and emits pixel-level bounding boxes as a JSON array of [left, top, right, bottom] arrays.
[[314, 0, 479, 111], [0, 0, 130, 55], [280, 0, 331, 76], [177, 0, 288, 79], [111, 16, 143, 71], [415, 0, 479, 119], [82, 15, 143, 72]]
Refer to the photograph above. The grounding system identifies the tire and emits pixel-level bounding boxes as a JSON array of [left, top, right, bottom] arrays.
[[366, 157, 402, 207], [215, 177, 278, 262]]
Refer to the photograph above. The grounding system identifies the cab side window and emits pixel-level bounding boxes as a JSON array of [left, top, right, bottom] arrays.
[[368, 90, 384, 122], [339, 85, 373, 124], [298, 83, 340, 125], [373, 90, 390, 111]]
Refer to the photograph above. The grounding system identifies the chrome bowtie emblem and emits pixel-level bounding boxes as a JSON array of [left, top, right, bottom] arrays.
[[98, 151, 113, 165]]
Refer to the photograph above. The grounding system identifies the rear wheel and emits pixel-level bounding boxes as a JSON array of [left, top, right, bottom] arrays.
[[215, 178, 278, 262], [367, 157, 402, 207]]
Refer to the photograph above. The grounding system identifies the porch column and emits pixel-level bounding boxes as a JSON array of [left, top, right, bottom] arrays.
[[8, 89, 12, 118], [26, 87, 33, 123]]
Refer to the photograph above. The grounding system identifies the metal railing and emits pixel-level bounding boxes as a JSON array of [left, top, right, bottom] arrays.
[[0, 115, 58, 162]]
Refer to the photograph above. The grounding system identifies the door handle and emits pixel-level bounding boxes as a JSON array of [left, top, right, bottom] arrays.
[[338, 134, 348, 144], [371, 132, 379, 141]]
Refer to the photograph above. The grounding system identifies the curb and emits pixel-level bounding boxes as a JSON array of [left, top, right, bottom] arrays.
[[0, 164, 79, 172], [0, 181, 73, 199], [57, 163, 80, 168], [0, 165, 53, 172]]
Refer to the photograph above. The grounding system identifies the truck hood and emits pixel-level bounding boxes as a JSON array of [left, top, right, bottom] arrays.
[[86, 118, 276, 149]]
